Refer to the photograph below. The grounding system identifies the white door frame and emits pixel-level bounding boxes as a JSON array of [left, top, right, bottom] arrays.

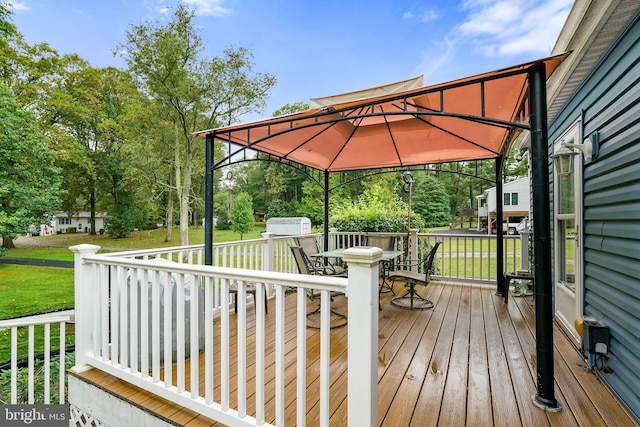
[[553, 119, 584, 346]]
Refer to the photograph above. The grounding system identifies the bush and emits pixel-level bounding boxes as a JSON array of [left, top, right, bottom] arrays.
[[0, 352, 75, 404], [266, 199, 287, 219], [99, 228, 105, 235], [330, 184, 426, 233], [215, 208, 230, 230], [66, 227, 76, 233]]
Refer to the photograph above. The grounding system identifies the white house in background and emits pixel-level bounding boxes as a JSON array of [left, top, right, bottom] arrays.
[[476, 177, 530, 234], [51, 211, 107, 233]]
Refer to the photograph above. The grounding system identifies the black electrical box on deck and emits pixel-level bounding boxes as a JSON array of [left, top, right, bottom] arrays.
[[583, 319, 610, 355]]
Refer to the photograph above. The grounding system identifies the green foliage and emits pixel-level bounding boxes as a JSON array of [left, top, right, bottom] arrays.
[[272, 102, 311, 117], [119, 3, 276, 246], [0, 84, 61, 246], [267, 198, 287, 219], [299, 180, 325, 224], [330, 183, 425, 232], [105, 191, 149, 238], [215, 208, 230, 230], [412, 174, 451, 227], [0, 352, 75, 404], [214, 191, 230, 230], [230, 193, 254, 239]]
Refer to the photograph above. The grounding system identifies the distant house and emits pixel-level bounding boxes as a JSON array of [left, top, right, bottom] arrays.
[[475, 177, 530, 233], [51, 211, 107, 233]]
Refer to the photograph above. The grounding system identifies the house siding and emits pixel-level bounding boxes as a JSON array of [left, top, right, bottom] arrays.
[[548, 10, 640, 420]]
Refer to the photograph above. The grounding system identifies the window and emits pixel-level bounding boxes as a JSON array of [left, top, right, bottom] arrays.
[[504, 193, 511, 206], [58, 217, 71, 225], [511, 193, 519, 206]]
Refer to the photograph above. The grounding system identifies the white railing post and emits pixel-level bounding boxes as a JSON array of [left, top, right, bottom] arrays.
[[519, 230, 530, 272], [328, 228, 337, 250], [261, 232, 275, 272], [262, 232, 275, 298], [343, 246, 381, 427], [69, 244, 101, 372]]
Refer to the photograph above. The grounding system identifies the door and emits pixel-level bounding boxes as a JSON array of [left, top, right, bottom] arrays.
[[553, 121, 584, 346]]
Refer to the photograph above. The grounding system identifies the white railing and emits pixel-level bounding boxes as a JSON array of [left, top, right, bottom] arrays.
[[0, 315, 72, 404], [0, 229, 526, 421], [70, 243, 381, 427], [328, 229, 526, 284], [103, 230, 526, 285]]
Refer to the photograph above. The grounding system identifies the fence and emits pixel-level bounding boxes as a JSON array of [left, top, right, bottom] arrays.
[[0, 315, 72, 404]]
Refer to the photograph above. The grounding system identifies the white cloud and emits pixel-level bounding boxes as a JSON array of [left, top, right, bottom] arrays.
[[413, 37, 457, 81], [7, 1, 30, 13], [144, 0, 231, 16], [403, 8, 439, 23], [418, 10, 439, 23], [182, 0, 231, 17], [456, 0, 573, 56]]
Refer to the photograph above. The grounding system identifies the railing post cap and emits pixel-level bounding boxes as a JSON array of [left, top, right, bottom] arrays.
[[69, 244, 101, 254], [261, 231, 276, 238], [343, 246, 382, 267]]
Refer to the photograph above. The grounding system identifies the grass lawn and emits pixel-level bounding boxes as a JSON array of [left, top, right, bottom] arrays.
[[0, 225, 267, 361], [0, 265, 75, 362], [2, 225, 267, 318], [8, 225, 267, 261]]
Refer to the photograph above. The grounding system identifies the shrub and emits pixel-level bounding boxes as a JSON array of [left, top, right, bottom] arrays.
[[330, 183, 425, 233], [0, 352, 74, 404]]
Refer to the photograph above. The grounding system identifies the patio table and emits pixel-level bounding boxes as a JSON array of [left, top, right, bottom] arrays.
[[315, 248, 403, 309]]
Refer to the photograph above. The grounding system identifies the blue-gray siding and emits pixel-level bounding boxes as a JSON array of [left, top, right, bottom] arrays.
[[549, 10, 640, 421]]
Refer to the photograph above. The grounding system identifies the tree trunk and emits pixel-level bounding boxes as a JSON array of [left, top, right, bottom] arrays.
[[1, 235, 16, 249], [165, 167, 174, 243], [178, 150, 193, 246], [175, 126, 193, 247]]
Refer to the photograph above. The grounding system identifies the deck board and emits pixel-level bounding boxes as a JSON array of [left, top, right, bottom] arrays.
[[465, 286, 493, 427], [438, 285, 471, 426], [482, 285, 522, 427], [71, 282, 639, 427]]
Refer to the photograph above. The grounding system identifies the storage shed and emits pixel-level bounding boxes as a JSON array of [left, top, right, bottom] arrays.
[[266, 217, 311, 236]]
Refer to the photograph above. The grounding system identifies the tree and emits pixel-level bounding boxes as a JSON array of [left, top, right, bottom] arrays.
[[214, 191, 230, 230], [412, 173, 451, 227], [266, 199, 286, 219], [330, 183, 425, 233], [119, 2, 275, 246], [0, 83, 61, 249], [230, 193, 254, 240]]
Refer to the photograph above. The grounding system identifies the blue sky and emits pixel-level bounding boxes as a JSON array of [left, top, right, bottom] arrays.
[[9, 0, 574, 120]]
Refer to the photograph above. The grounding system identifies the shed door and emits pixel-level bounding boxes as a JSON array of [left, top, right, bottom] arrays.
[[553, 121, 584, 346]]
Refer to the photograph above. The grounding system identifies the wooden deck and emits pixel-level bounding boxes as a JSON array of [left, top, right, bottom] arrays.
[[71, 281, 639, 426]]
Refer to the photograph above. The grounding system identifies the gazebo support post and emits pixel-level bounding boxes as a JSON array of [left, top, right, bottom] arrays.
[[529, 61, 561, 411], [323, 171, 330, 251], [495, 155, 505, 297], [205, 133, 214, 266]]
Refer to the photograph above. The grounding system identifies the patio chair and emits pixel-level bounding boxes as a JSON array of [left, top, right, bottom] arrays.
[[229, 282, 268, 314], [364, 235, 397, 295], [290, 245, 347, 328], [294, 235, 346, 276], [388, 241, 441, 310]]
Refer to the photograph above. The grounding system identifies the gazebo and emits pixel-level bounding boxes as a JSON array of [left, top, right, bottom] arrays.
[[196, 52, 570, 411]]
